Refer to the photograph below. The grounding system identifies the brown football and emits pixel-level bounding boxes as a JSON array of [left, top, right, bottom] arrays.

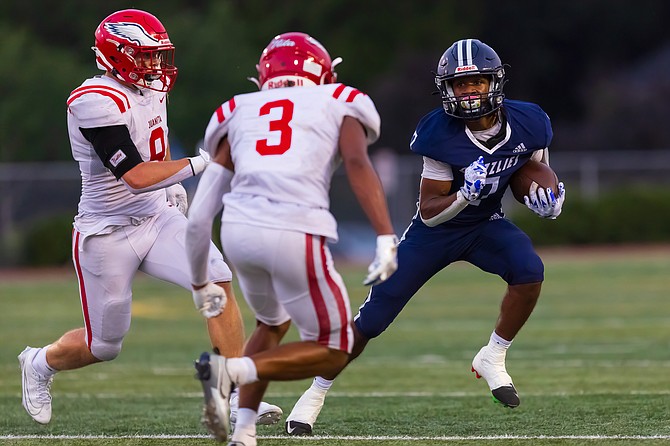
[[509, 160, 559, 203]]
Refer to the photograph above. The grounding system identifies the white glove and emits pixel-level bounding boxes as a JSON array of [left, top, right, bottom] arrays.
[[363, 234, 399, 286], [166, 183, 188, 215], [188, 149, 211, 176], [192, 282, 227, 318], [460, 156, 487, 201], [524, 181, 565, 219]]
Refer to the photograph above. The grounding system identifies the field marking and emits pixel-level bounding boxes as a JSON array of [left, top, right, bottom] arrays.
[[7, 389, 669, 400], [3, 434, 670, 441]]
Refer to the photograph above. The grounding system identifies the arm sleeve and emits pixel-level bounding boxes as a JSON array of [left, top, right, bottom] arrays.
[[186, 162, 233, 286], [420, 190, 469, 227], [80, 125, 143, 179]]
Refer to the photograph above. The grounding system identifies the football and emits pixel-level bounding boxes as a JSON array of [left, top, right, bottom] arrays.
[[509, 160, 559, 203]]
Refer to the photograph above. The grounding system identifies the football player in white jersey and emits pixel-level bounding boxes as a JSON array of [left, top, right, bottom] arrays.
[[18, 9, 280, 427], [186, 32, 399, 444]]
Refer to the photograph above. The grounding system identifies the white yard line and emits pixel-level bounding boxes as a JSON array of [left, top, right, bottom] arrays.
[[2, 434, 670, 441]]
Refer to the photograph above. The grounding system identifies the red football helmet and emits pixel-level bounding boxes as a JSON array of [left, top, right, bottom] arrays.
[[93, 9, 177, 92], [255, 32, 341, 90]]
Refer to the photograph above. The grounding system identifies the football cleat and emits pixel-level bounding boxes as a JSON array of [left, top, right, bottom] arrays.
[[471, 345, 520, 408], [18, 346, 54, 424], [285, 385, 327, 435], [230, 393, 283, 427], [195, 352, 233, 441]]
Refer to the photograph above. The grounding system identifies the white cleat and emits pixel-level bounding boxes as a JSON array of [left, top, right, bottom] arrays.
[[285, 385, 327, 436], [471, 345, 520, 408], [227, 430, 257, 446], [230, 394, 282, 426], [18, 346, 53, 424], [195, 352, 233, 442]]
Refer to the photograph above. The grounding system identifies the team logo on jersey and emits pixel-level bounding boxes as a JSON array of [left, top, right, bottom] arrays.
[[104, 22, 166, 46], [109, 149, 127, 167], [148, 115, 162, 128]]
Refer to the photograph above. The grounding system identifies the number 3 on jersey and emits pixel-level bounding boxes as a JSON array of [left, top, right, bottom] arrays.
[[256, 99, 294, 156]]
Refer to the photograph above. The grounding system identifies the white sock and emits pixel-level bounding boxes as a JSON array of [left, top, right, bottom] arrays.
[[32, 345, 57, 377], [489, 331, 512, 350], [234, 408, 257, 430], [231, 409, 257, 444], [313, 376, 333, 392], [227, 357, 259, 386]]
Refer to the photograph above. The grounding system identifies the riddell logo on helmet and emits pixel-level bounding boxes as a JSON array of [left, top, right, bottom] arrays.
[[267, 78, 305, 89], [267, 39, 296, 50], [456, 65, 478, 72]]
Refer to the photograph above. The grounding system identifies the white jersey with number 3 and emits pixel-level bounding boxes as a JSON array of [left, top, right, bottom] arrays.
[[67, 75, 170, 235], [203, 83, 380, 242]]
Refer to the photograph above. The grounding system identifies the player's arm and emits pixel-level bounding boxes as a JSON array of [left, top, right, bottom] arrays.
[[339, 116, 394, 237], [186, 136, 233, 289], [80, 125, 209, 194], [419, 156, 486, 226], [420, 177, 464, 221], [339, 116, 398, 285]]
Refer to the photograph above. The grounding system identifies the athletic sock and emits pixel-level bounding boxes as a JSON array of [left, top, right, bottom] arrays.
[[313, 376, 333, 392], [489, 331, 512, 350], [227, 357, 259, 385], [32, 345, 57, 377]]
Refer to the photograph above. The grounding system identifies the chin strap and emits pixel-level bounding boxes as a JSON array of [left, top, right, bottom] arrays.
[[247, 76, 261, 89]]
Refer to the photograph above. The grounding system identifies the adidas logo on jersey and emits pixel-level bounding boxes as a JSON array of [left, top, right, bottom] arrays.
[[512, 142, 527, 153]]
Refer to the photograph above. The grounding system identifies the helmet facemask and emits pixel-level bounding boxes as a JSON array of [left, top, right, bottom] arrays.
[[123, 45, 177, 89], [437, 70, 506, 120]]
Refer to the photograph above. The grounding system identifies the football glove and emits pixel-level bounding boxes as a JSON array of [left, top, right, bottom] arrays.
[[524, 181, 565, 219], [363, 234, 399, 286], [188, 149, 211, 176], [166, 183, 188, 215], [460, 156, 487, 201], [192, 282, 227, 318]]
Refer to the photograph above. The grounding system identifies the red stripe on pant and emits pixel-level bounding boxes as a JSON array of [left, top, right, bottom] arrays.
[[305, 234, 331, 346], [72, 230, 93, 351]]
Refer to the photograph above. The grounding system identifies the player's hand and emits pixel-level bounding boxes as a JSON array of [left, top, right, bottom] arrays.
[[460, 156, 487, 201], [166, 183, 188, 215], [192, 282, 227, 318], [524, 181, 565, 219], [188, 149, 211, 176], [363, 234, 399, 286]]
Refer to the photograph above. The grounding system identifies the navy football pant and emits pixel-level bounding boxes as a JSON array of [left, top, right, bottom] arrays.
[[354, 217, 544, 339]]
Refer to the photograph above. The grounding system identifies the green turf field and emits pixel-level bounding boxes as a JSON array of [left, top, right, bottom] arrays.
[[2, 247, 669, 445]]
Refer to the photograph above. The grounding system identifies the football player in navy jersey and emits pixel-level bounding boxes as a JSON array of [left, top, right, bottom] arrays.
[[285, 38, 566, 435]]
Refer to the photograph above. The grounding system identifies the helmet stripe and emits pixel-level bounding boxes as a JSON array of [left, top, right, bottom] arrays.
[[465, 39, 473, 64]]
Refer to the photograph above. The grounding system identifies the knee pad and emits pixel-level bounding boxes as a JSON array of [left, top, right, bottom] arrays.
[[91, 298, 130, 361], [90, 338, 123, 361]]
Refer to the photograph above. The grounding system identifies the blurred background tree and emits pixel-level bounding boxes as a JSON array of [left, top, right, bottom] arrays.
[[2, 0, 669, 163], [2, 0, 670, 266]]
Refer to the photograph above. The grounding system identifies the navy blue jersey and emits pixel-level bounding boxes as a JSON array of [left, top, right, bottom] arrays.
[[410, 99, 552, 225]]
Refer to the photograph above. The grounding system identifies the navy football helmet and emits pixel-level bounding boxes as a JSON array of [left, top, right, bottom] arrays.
[[435, 39, 506, 119]]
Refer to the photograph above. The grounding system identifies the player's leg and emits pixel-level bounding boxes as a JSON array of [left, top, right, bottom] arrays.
[[205, 281, 245, 357], [20, 227, 139, 424], [140, 209, 244, 356], [287, 222, 455, 434], [213, 227, 353, 440], [466, 218, 544, 408]]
